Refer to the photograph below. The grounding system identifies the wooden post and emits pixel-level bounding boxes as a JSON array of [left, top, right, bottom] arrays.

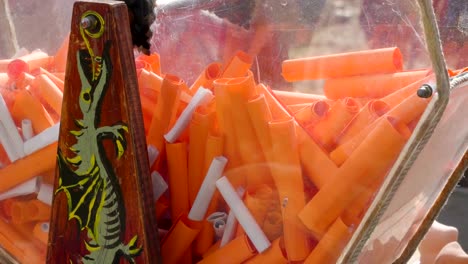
[[47, 1, 161, 263]]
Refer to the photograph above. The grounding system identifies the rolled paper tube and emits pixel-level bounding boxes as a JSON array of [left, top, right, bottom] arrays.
[[336, 100, 390, 145], [194, 220, 216, 256], [136, 53, 161, 75], [151, 171, 168, 202], [37, 183, 53, 206], [221, 50, 253, 78], [23, 122, 60, 155], [0, 142, 57, 193], [155, 196, 169, 220], [0, 177, 40, 201], [147, 144, 159, 168], [53, 34, 69, 72], [21, 119, 34, 140], [8, 51, 52, 80], [203, 135, 224, 176], [213, 219, 225, 238], [263, 209, 283, 241], [207, 211, 228, 225], [287, 103, 310, 113], [298, 117, 411, 238], [0, 73, 9, 87], [39, 68, 64, 91], [33, 74, 63, 115], [0, 123, 20, 162], [294, 100, 330, 128], [216, 176, 271, 253], [166, 142, 190, 220], [381, 74, 434, 108], [0, 145, 9, 168], [309, 97, 360, 151], [246, 94, 273, 154], [0, 94, 24, 159], [386, 92, 431, 124], [189, 156, 228, 221], [272, 90, 327, 105], [244, 185, 273, 230], [256, 84, 290, 120], [220, 188, 245, 247], [188, 112, 215, 205], [268, 118, 310, 261], [190, 62, 223, 93], [14, 72, 35, 90], [53, 72, 65, 80], [11, 89, 54, 134], [164, 87, 214, 143], [0, 59, 12, 72], [11, 199, 51, 224], [138, 69, 162, 96], [147, 74, 182, 159], [304, 218, 352, 264], [33, 222, 50, 245], [161, 214, 203, 263], [323, 69, 430, 99], [281, 47, 403, 81], [245, 238, 288, 264], [199, 235, 257, 264]]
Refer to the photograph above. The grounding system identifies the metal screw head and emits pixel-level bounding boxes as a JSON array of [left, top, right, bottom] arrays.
[[417, 84, 433, 98], [80, 15, 98, 30]]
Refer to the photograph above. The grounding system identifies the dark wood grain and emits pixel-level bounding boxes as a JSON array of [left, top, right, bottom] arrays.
[[47, 1, 160, 263]]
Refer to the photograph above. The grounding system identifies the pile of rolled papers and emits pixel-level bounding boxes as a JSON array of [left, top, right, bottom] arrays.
[[2, 38, 466, 264]]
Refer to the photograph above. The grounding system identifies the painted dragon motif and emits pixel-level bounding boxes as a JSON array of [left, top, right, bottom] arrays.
[[56, 41, 141, 263]]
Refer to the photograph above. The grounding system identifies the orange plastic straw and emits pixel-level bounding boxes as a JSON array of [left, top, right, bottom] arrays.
[[11, 89, 54, 134], [323, 70, 430, 99], [199, 234, 256, 264], [190, 62, 223, 94], [53, 33, 70, 73], [136, 53, 161, 75], [0, 143, 57, 193], [166, 142, 190, 220], [304, 218, 352, 264], [33, 222, 49, 245], [10, 199, 50, 224], [309, 98, 360, 151], [221, 51, 253, 78], [272, 90, 327, 105], [147, 74, 183, 160], [268, 118, 310, 261], [282, 47, 403, 81], [336, 100, 390, 145], [381, 74, 434, 108], [161, 214, 202, 263], [294, 100, 330, 128], [33, 74, 63, 115], [245, 238, 288, 264], [255, 84, 290, 121], [297, 128, 338, 189], [298, 117, 411, 238], [39, 68, 64, 91]]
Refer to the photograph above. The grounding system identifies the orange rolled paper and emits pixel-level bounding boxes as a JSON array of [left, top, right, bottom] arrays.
[[155, 196, 169, 220], [194, 220, 216, 256], [221, 51, 253, 78], [287, 103, 310, 113], [386, 92, 430, 124], [255, 84, 290, 121], [323, 69, 430, 99], [294, 100, 330, 128], [33, 74, 63, 115], [199, 234, 256, 264], [268, 118, 310, 261], [14, 73, 35, 90], [33, 222, 49, 245], [245, 238, 288, 264], [10, 199, 51, 224], [190, 62, 223, 94], [298, 117, 411, 238], [0, 142, 57, 193], [297, 128, 338, 189], [381, 74, 434, 108], [246, 94, 273, 155], [11, 89, 54, 134], [138, 69, 163, 94], [244, 185, 274, 229], [0, 59, 12, 72], [309, 98, 360, 151], [272, 90, 327, 105], [204, 135, 224, 176], [336, 100, 390, 145], [282, 47, 403, 81], [8, 51, 53, 80], [161, 214, 202, 264], [166, 142, 190, 220], [136, 53, 161, 75], [147, 74, 183, 159], [304, 218, 352, 264], [0, 73, 9, 87], [39, 68, 64, 91], [53, 33, 70, 73]]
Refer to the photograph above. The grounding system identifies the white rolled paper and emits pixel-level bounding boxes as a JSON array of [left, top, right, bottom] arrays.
[[40, 222, 50, 232], [147, 145, 159, 168], [0, 177, 40, 201], [37, 183, 53, 206], [213, 219, 226, 239], [164, 87, 214, 143], [21, 119, 34, 140], [207, 212, 228, 224], [216, 177, 271, 253], [188, 156, 228, 221], [0, 94, 24, 159], [220, 187, 245, 247], [23, 122, 60, 155], [0, 123, 19, 162], [151, 171, 168, 201]]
